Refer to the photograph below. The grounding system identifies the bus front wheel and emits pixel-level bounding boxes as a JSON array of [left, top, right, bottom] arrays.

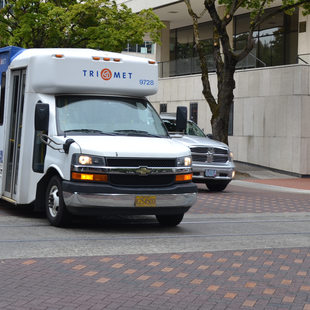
[[45, 175, 69, 227], [156, 213, 184, 227]]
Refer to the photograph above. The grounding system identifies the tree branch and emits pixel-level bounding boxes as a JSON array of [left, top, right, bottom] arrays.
[[204, 0, 221, 27], [225, 0, 245, 26], [253, 0, 309, 29], [184, 0, 218, 114], [235, 0, 307, 62]]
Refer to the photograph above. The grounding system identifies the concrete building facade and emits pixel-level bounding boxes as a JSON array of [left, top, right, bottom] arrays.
[[117, 0, 310, 176]]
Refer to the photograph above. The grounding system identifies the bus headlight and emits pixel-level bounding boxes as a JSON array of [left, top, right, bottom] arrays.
[[79, 155, 93, 165], [177, 156, 192, 167], [72, 154, 105, 166], [71, 154, 107, 182]]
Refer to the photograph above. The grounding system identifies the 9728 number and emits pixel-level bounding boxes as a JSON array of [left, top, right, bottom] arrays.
[[139, 79, 154, 86]]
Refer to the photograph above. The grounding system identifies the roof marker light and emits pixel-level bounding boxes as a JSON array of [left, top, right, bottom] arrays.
[[54, 54, 64, 58], [148, 60, 156, 64], [92, 56, 100, 60], [113, 58, 121, 62], [103, 57, 111, 61]]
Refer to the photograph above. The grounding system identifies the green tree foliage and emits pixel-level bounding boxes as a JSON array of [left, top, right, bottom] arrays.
[[185, 0, 309, 144], [0, 0, 164, 51]]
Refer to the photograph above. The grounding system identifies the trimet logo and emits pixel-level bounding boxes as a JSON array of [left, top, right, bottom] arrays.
[[101, 68, 112, 80], [82, 69, 132, 81]]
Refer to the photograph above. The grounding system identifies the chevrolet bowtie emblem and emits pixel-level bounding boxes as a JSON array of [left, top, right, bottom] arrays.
[[136, 167, 151, 176]]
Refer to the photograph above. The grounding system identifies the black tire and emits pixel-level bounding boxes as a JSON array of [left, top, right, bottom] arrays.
[[45, 175, 70, 227], [156, 213, 184, 227], [206, 181, 229, 192]]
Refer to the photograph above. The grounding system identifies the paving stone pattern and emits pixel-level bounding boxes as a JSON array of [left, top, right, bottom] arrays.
[[190, 184, 310, 214], [1, 248, 310, 309], [1, 179, 310, 309]]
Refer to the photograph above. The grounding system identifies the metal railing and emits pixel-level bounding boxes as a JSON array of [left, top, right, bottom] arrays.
[[297, 53, 309, 64], [158, 52, 268, 78]]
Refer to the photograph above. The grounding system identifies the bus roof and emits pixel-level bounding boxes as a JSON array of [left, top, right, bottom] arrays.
[[10, 48, 158, 97]]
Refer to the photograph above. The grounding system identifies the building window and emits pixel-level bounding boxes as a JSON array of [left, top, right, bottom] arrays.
[[234, 7, 298, 67], [190, 102, 198, 124], [160, 104, 167, 113], [124, 41, 155, 54], [299, 21, 307, 33], [169, 22, 214, 76]]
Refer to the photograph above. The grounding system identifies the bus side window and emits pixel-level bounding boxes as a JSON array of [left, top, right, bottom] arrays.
[[33, 130, 47, 173], [33, 102, 48, 173], [0, 72, 6, 125]]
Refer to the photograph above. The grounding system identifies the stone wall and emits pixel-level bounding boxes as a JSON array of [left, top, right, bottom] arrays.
[[150, 64, 310, 175]]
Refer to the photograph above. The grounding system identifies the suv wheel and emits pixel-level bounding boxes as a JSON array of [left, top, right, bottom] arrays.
[[206, 180, 230, 192]]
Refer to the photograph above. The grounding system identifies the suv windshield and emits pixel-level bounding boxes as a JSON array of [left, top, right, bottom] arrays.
[[162, 119, 205, 137], [56, 96, 168, 137]]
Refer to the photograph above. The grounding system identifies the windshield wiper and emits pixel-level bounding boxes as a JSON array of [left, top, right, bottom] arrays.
[[113, 130, 163, 138], [63, 129, 116, 136]]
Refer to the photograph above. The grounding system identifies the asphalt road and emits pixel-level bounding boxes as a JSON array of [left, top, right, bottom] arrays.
[[1, 181, 310, 260]]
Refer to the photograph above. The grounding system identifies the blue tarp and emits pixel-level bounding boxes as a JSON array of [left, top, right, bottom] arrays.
[[0, 46, 25, 84]]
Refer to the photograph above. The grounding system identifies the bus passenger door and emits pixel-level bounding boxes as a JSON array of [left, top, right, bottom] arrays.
[[3, 69, 26, 201]]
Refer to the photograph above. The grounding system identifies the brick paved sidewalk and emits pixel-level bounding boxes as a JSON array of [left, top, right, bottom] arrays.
[[191, 183, 310, 214], [1, 248, 310, 310], [244, 178, 310, 191]]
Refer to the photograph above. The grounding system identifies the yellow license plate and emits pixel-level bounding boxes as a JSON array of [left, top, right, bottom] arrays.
[[135, 195, 156, 207]]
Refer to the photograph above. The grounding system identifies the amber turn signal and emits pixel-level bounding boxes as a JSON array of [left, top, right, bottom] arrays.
[[72, 172, 108, 182], [175, 174, 193, 182]]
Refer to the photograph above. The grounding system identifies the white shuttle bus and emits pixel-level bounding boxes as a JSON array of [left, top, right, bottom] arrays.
[[0, 46, 197, 227]]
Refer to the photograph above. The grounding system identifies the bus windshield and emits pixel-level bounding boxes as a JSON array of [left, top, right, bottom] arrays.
[[56, 96, 168, 137]]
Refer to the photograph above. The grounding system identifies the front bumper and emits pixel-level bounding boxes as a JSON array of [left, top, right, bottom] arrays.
[[192, 162, 235, 182], [62, 181, 197, 215]]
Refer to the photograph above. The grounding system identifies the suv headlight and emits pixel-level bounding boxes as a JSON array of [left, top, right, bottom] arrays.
[[177, 156, 192, 167], [229, 151, 233, 161]]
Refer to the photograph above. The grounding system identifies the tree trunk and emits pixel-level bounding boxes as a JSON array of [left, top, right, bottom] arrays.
[[185, 0, 310, 146], [210, 63, 236, 145]]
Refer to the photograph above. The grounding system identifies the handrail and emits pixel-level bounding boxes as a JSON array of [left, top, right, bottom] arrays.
[[40, 134, 63, 151], [248, 52, 266, 67], [297, 54, 309, 64], [158, 51, 305, 78]]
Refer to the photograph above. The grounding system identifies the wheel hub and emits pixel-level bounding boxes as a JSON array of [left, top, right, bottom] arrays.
[[48, 185, 59, 218]]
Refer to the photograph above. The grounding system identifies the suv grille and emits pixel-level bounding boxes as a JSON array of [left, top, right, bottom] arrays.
[[190, 147, 229, 163]]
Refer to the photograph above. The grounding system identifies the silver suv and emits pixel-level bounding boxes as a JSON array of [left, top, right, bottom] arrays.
[[161, 113, 235, 191]]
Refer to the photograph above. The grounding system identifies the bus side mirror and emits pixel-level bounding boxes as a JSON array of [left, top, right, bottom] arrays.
[[176, 106, 187, 132], [35, 103, 49, 132]]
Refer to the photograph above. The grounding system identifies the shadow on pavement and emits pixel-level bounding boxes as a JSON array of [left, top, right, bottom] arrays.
[[0, 199, 44, 219], [0, 199, 185, 232]]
